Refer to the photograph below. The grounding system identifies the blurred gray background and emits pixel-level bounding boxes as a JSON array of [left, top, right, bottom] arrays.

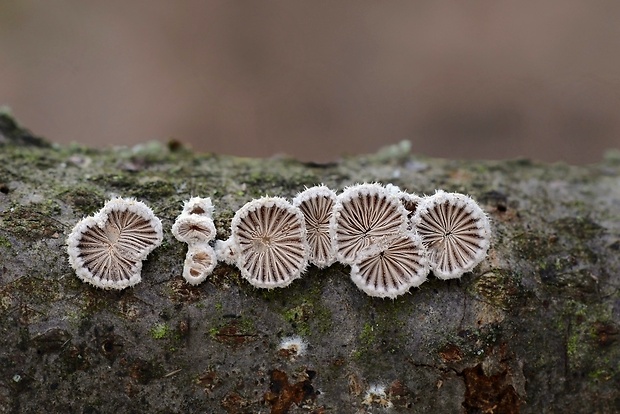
[[1, 1, 619, 163]]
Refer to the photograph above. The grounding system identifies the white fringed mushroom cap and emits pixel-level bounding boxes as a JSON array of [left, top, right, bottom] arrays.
[[182, 242, 217, 285], [181, 196, 214, 217], [331, 183, 409, 264], [171, 214, 217, 244], [231, 196, 309, 289], [292, 185, 337, 268], [350, 232, 429, 298], [214, 237, 238, 265], [412, 190, 491, 279], [66, 197, 163, 290]]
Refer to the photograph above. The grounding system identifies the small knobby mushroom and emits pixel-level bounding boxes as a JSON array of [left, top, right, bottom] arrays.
[[214, 237, 238, 265], [362, 384, 393, 409], [350, 233, 429, 298], [171, 214, 216, 245], [412, 190, 491, 279], [331, 183, 408, 264], [385, 184, 422, 218], [292, 185, 337, 268], [183, 242, 217, 286], [277, 335, 308, 360], [66, 197, 163, 290], [231, 196, 309, 289], [172, 197, 218, 285], [181, 196, 214, 217]]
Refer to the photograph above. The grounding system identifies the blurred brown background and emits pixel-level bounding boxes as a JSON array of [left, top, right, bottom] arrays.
[[1, 1, 619, 163]]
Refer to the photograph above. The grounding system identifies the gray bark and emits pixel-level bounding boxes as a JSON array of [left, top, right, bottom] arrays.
[[0, 112, 619, 413]]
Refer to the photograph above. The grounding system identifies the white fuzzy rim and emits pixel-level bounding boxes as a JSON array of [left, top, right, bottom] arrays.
[[362, 384, 393, 408], [231, 196, 308, 289], [293, 185, 337, 268], [171, 214, 217, 244], [182, 243, 217, 285], [214, 238, 238, 265], [400, 192, 423, 217], [385, 184, 422, 217], [350, 232, 429, 298], [66, 197, 163, 290], [412, 190, 491, 279], [182, 197, 214, 217], [331, 183, 409, 264], [278, 335, 308, 358]]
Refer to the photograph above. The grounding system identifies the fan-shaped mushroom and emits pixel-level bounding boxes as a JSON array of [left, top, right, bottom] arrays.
[[413, 190, 491, 279], [66, 197, 163, 289], [331, 183, 408, 264], [292, 185, 337, 268], [350, 232, 429, 298], [231, 197, 308, 288]]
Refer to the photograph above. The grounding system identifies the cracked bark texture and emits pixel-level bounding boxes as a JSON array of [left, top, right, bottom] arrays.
[[0, 113, 619, 413]]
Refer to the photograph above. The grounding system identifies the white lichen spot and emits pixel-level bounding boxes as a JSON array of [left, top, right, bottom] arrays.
[[292, 185, 337, 268], [66, 197, 163, 290], [413, 190, 491, 279], [231, 197, 309, 288], [351, 233, 429, 298], [331, 183, 408, 264], [278, 335, 307, 360], [362, 384, 393, 409]]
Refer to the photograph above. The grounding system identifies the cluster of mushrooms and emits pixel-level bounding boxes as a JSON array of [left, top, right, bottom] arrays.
[[67, 183, 491, 298]]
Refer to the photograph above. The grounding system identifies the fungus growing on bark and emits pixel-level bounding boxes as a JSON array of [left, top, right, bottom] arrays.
[[362, 384, 393, 409], [397, 191, 423, 218], [172, 197, 218, 285], [214, 237, 238, 265], [183, 243, 217, 285], [332, 183, 408, 264], [181, 196, 214, 217], [66, 197, 163, 289], [231, 197, 308, 288], [171, 214, 216, 244], [350, 233, 429, 298], [413, 190, 491, 279], [292, 185, 337, 268], [278, 335, 307, 360], [386, 183, 423, 223]]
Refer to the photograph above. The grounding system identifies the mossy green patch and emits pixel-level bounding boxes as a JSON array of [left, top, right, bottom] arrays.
[[10, 275, 63, 306], [89, 173, 135, 191], [266, 272, 333, 337], [57, 185, 105, 215], [511, 215, 603, 299], [130, 178, 176, 200], [0, 205, 62, 240], [559, 300, 619, 378], [348, 299, 412, 366], [150, 323, 171, 340], [553, 216, 603, 240], [471, 269, 523, 310], [283, 302, 314, 336], [208, 317, 257, 346], [7, 147, 58, 170], [0, 235, 11, 249], [359, 322, 377, 346], [441, 323, 504, 360]]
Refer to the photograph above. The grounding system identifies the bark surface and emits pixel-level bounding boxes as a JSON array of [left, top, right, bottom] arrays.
[[1, 113, 619, 413]]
